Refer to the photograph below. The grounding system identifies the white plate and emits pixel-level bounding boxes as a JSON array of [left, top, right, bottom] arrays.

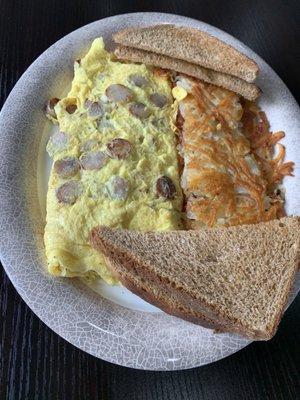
[[0, 12, 299, 371]]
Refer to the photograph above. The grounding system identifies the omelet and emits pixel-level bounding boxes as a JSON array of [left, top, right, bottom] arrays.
[[44, 38, 183, 284]]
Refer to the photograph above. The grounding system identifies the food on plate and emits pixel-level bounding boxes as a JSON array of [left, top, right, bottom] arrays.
[[44, 25, 295, 339], [113, 24, 259, 82], [44, 38, 183, 283], [90, 217, 300, 340], [114, 45, 260, 101], [113, 26, 293, 229], [173, 75, 293, 228], [45, 97, 60, 119]]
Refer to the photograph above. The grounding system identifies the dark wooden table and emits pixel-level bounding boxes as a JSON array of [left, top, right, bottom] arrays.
[[1, 1, 299, 399]]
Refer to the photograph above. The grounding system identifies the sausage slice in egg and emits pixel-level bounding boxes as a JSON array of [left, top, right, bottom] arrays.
[[80, 151, 108, 170], [85, 100, 104, 118], [129, 102, 151, 119], [128, 74, 148, 88], [56, 181, 83, 205], [150, 93, 168, 108], [107, 176, 129, 200], [156, 176, 176, 199], [66, 104, 77, 114], [54, 157, 80, 178], [45, 97, 60, 119], [47, 131, 69, 157], [107, 138, 132, 159], [106, 84, 133, 102]]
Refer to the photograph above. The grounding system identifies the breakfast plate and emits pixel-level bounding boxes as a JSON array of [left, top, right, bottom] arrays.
[[0, 12, 299, 370]]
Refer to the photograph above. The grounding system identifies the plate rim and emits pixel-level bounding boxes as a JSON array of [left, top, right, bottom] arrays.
[[0, 12, 299, 371]]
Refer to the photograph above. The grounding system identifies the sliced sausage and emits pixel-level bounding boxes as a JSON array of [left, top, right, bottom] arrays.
[[66, 104, 77, 114], [156, 176, 176, 199], [150, 93, 168, 108], [129, 103, 151, 119], [45, 98, 60, 119], [107, 176, 129, 200], [47, 131, 69, 156], [107, 138, 132, 159], [85, 100, 104, 118], [80, 139, 98, 153], [105, 84, 133, 103], [80, 151, 107, 170], [128, 74, 148, 88], [56, 181, 83, 205], [54, 157, 80, 178]]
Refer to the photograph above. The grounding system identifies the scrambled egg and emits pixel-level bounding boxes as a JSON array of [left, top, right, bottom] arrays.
[[44, 38, 183, 284]]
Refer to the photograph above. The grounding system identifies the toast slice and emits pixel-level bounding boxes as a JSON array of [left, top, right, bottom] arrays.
[[115, 46, 260, 101], [113, 25, 259, 83], [90, 217, 300, 340], [104, 255, 229, 331]]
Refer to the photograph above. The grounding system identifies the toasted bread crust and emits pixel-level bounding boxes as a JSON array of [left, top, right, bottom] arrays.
[[113, 25, 259, 82], [103, 254, 229, 332], [110, 262, 222, 330], [90, 218, 300, 341], [97, 240, 269, 340], [115, 46, 260, 101]]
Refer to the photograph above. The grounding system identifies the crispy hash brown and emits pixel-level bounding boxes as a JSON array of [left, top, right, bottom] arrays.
[[175, 75, 294, 228]]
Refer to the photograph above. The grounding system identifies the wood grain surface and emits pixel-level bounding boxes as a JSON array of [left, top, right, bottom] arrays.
[[0, 0, 299, 399]]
